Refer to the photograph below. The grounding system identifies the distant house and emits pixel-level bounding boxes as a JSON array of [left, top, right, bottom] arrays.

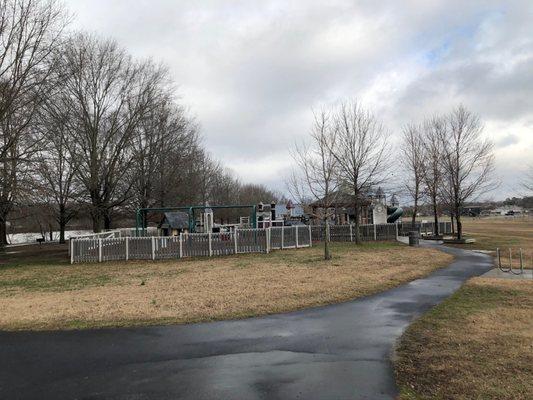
[[158, 212, 189, 236]]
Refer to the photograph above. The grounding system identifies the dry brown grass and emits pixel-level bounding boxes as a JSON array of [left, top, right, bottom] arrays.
[[395, 277, 533, 400], [0, 242, 452, 331], [448, 217, 533, 261]]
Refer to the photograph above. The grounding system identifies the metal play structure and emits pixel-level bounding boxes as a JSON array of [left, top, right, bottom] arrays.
[[496, 248, 530, 275], [135, 205, 257, 236]]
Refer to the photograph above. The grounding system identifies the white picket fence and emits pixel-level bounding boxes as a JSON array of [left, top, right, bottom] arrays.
[[70, 226, 313, 264], [70, 223, 409, 264]]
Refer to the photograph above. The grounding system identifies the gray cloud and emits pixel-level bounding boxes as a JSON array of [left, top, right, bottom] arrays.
[[65, 0, 533, 199]]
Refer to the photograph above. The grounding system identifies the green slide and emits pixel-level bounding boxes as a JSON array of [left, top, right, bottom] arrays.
[[387, 206, 403, 223]]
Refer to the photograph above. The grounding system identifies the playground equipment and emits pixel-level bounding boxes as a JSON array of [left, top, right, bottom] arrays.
[[496, 248, 529, 275], [135, 204, 257, 236], [386, 206, 403, 223]]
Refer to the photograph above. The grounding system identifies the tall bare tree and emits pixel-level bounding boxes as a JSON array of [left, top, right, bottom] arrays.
[[35, 108, 78, 243], [439, 106, 495, 240], [289, 109, 339, 260], [421, 116, 446, 236], [401, 124, 424, 226], [0, 0, 67, 245], [130, 99, 195, 210], [330, 101, 391, 244], [53, 34, 167, 232]]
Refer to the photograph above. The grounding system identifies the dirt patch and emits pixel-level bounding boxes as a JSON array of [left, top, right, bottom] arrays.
[[0, 242, 452, 330], [395, 277, 533, 400]]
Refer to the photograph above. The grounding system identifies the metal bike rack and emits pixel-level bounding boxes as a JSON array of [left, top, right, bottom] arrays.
[[496, 248, 526, 275]]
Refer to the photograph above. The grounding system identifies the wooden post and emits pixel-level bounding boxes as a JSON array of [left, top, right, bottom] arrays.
[[374, 224, 377, 241], [395, 223, 398, 240], [151, 237, 155, 260], [179, 233, 183, 258], [208, 232, 212, 256], [308, 225, 312, 247], [266, 228, 270, 253], [295, 226, 299, 248], [125, 237, 129, 261], [98, 238, 102, 262], [349, 224, 353, 242], [281, 226, 284, 249], [70, 239, 74, 264], [234, 228, 238, 254]]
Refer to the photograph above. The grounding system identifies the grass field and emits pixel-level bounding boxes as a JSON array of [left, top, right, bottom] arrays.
[[395, 277, 533, 400], [395, 216, 533, 399], [447, 217, 533, 261], [0, 242, 452, 331]]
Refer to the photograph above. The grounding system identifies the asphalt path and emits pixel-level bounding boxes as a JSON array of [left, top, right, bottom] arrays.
[[0, 242, 493, 400]]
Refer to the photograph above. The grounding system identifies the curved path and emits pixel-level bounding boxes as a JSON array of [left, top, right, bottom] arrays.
[[0, 243, 492, 400]]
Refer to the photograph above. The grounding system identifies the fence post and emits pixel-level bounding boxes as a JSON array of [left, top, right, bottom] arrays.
[[125, 237, 129, 261], [70, 239, 74, 264], [374, 224, 377, 241], [308, 225, 312, 247], [234, 228, 238, 254], [208, 232, 212, 256], [266, 228, 271, 253], [295, 226, 299, 248], [395, 223, 398, 240], [281, 226, 284, 249], [151, 237, 155, 260], [179, 233, 183, 258], [350, 224, 353, 242], [98, 238, 102, 262]]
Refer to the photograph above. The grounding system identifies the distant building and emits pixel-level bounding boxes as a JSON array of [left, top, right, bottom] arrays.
[[461, 206, 483, 217], [158, 212, 190, 236], [309, 187, 401, 225], [488, 205, 526, 216]]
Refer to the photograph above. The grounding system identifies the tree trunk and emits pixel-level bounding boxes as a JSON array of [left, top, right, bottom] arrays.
[[58, 205, 67, 244], [411, 199, 418, 226], [353, 201, 361, 245], [324, 219, 331, 260], [104, 211, 112, 230], [0, 217, 8, 246], [432, 198, 439, 236], [92, 212, 102, 233], [456, 207, 462, 240], [450, 212, 455, 236]]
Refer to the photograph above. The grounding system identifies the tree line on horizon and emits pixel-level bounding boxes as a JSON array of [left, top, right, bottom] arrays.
[[0, 0, 277, 245]]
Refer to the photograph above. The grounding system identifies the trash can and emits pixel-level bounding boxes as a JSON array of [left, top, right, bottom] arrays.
[[408, 231, 420, 246]]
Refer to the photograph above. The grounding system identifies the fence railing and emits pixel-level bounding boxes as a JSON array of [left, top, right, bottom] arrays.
[[70, 227, 311, 263], [397, 221, 452, 236], [310, 223, 399, 242], [70, 222, 433, 264]]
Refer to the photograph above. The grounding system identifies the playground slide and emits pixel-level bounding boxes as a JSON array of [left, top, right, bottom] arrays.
[[387, 206, 403, 223]]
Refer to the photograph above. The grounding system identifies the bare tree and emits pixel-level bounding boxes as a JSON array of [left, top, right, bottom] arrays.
[[330, 101, 391, 244], [35, 109, 78, 243], [401, 124, 424, 226], [0, 0, 68, 245], [439, 106, 495, 240], [421, 116, 446, 236], [130, 99, 195, 210], [289, 109, 339, 260], [522, 165, 533, 193], [53, 34, 167, 232]]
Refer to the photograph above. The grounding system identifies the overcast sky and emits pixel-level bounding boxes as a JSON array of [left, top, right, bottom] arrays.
[[65, 0, 532, 201]]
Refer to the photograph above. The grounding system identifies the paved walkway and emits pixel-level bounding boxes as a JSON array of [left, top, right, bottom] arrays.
[[0, 243, 493, 400]]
